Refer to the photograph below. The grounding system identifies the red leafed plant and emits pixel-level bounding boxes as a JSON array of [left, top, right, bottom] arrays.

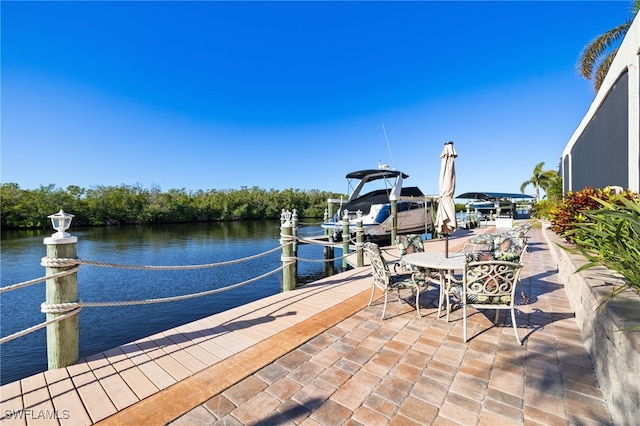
[[548, 187, 637, 241]]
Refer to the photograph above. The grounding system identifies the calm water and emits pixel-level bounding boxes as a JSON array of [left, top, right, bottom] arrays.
[[0, 221, 339, 385]]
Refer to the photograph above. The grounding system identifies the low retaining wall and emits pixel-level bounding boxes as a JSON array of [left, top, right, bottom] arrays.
[[542, 223, 640, 426]]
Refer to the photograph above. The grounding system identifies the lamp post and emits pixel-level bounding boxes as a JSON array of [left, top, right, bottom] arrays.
[[45, 210, 77, 244], [43, 210, 79, 369]]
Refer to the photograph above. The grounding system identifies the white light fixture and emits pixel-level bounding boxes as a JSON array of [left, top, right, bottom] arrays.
[[283, 210, 292, 224], [48, 210, 74, 239]]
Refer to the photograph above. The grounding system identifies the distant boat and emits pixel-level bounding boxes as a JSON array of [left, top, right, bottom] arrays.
[[321, 166, 434, 242], [457, 191, 535, 218], [468, 200, 513, 214]]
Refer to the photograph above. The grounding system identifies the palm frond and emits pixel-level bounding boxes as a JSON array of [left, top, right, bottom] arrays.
[[594, 51, 617, 91], [577, 21, 632, 81], [519, 179, 532, 194]]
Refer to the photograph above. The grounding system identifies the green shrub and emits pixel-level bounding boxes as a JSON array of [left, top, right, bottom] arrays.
[[563, 195, 640, 307], [531, 199, 555, 219]]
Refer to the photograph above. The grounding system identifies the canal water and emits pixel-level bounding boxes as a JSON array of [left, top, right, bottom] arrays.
[[0, 220, 339, 385]]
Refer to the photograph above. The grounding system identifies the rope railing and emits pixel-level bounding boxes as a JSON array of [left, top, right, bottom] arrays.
[[0, 267, 81, 293], [292, 251, 354, 263], [0, 309, 80, 345], [296, 219, 326, 226], [289, 233, 361, 264], [1, 208, 364, 371], [39, 263, 290, 313], [39, 243, 288, 271], [295, 235, 344, 247], [0, 242, 293, 346]]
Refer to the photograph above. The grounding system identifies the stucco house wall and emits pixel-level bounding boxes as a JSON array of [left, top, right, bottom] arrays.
[[562, 13, 640, 193]]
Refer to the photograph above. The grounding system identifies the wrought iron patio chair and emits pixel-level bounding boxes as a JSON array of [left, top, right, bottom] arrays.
[[394, 234, 439, 285], [449, 259, 524, 344], [363, 242, 428, 319], [447, 236, 528, 320]]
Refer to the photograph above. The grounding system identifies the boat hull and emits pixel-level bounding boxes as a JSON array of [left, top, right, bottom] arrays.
[[321, 200, 433, 242]]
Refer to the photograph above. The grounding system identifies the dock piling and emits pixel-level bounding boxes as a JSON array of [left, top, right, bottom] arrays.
[[342, 210, 350, 269], [355, 214, 364, 267], [280, 210, 296, 291], [42, 211, 80, 370]]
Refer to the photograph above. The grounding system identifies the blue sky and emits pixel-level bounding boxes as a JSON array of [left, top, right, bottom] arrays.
[[1, 1, 632, 198]]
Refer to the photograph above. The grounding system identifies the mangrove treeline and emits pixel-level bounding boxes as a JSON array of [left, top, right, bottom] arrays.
[[0, 183, 346, 229]]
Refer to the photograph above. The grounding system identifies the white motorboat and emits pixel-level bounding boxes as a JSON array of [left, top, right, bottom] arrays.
[[321, 166, 434, 242]]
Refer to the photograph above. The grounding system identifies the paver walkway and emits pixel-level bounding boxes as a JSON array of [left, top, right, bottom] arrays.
[[167, 228, 612, 425]]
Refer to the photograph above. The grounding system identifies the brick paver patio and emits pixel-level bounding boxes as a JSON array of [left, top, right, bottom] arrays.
[[167, 228, 613, 425]]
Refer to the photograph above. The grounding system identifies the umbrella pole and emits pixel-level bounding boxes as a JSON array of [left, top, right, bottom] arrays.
[[445, 234, 449, 258]]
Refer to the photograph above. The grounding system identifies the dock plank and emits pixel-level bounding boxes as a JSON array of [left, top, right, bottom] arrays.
[[66, 362, 118, 423], [160, 329, 223, 367], [152, 332, 209, 374], [84, 355, 139, 411], [122, 347, 177, 390], [44, 368, 92, 426], [0, 380, 25, 426], [21, 373, 55, 426], [101, 348, 158, 401], [133, 337, 195, 381]]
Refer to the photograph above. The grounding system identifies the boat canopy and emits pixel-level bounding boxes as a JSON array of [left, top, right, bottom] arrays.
[[456, 192, 535, 200], [346, 169, 409, 181]]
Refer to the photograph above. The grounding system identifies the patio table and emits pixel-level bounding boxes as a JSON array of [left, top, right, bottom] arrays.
[[402, 252, 465, 319]]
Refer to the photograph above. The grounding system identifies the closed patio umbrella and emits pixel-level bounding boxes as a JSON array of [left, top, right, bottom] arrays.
[[436, 141, 458, 257]]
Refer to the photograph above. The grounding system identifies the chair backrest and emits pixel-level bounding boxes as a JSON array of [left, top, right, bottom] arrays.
[[396, 234, 424, 256], [469, 222, 531, 246], [464, 260, 524, 306], [396, 234, 424, 271], [363, 242, 391, 291], [490, 236, 527, 262], [515, 221, 532, 234], [468, 232, 497, 245]]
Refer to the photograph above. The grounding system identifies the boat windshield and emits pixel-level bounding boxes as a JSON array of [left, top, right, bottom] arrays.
[[348, 177, 394, 200], [347, 170, 404, 200]]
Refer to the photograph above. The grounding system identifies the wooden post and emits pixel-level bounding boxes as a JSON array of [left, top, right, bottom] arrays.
[[281, 210, 295, 291], [391, 199, 398, 245], [291, 209, 298, 278], [323, 208, 330, 260], [43, 231, 79, 370], [327, 199, 336, 223], [324, 254, 335, 277], [355, 214, 364, 268], [325, 207, 335, 260], [342, 210, 350, 269]]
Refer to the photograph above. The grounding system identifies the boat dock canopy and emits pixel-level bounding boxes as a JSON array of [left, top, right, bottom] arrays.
[[346, 169, 409, 180], [456, 192, 535, 200]]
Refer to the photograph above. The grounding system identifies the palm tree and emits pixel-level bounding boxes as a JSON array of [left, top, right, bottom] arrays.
[[577, 0, 640, 92], [545, 174, 563, 203], [520, 162, 559, 201]]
